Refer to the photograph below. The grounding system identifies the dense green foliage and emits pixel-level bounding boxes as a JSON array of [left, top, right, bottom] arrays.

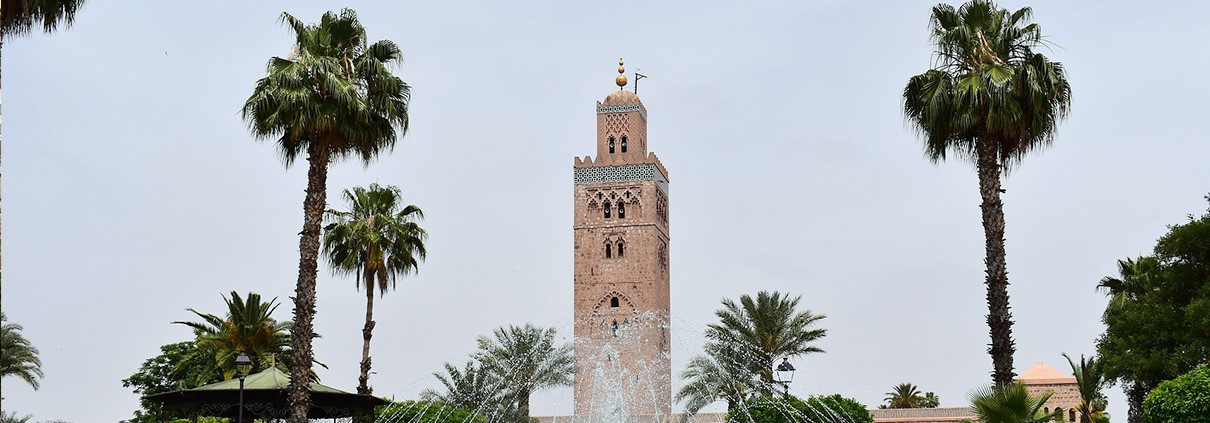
[[421, 360, 507, 418], [242, 9, 411, 422], [1142, 365, 1210, 423], [376, 401, 487, 423], [882, 383, 939, 409], [323, 183, 427, 394], [424, 325, 572, 422], [0, 311, 42, 390], [969, 383, 1057, 423], [725, 394, 871, 423], [679, 291, 827, 416], [172, 291, 295, 384], [1097, 198, 1210, 420], [120, 342, 222, 423], [902, 0, 1071, 386]]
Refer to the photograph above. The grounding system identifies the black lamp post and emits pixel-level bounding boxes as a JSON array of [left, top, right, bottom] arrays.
[[235, 352, 252, 423], [774, 358, 796, 399]]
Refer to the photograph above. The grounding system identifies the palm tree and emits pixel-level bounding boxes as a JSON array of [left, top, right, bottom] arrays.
[[475, 324, 574, 422], [902, 0, 1071, 386], [421, 360, 507, 418], [172, 291, 294, 384], [0, 311, 42, 390], [675, 342, 759, 418], [969, 383, 1058, 423], [242, 9, 411, 421], [884, 383, 925, 408], [0, 0, 86, 71], [323, 183, 426, 394], [706, 291, 827, 394], [1063, 353, 1108, 423]]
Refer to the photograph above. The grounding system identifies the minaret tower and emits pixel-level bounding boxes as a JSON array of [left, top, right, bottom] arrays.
[[573, 59, 671, 421]]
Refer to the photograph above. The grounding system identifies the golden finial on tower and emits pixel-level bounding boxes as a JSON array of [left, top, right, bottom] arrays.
[[615, 58, 628, 89]]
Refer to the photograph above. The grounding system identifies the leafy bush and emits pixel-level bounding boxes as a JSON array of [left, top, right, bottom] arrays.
[[375, 401, 488, 423], [726, 395, 872, 423], [1142, 365, 1210, 423]]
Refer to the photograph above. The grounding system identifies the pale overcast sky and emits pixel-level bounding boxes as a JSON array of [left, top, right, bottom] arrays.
[[4, 1, 1209, 421]]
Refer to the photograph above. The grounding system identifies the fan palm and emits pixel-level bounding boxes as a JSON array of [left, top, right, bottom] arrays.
[[706, 291, 827, 394], [323, 183, 426, 394], [675, 342, 759, 418], [885, 383, 925, 408], [0, 311, 42, 390], [475, 324, 574, 422], [969, 383, 1058, 423], [242, 9, 410, 421], [172, 291, 294, 384], [1063, 353, 1108, 423], [0, 0, 85, 71], [902, 0, 1071, 386]]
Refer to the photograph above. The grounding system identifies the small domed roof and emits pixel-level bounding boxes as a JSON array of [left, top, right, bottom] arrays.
[[1017, 362, 1076, 385], [602, 89, 641, 106]]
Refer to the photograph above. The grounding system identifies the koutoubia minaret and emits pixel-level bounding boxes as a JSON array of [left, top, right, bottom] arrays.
[[572, 59, 671, 422]]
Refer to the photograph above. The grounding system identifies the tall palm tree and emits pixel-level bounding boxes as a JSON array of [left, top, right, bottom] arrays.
[[902, 0, 1071, 386], [421, 360, 507, 418], [0, 0, 86, 73], [706, 291, 827, 394], [172, 291, 294, 384], [675, 342, 759, 418], [323, 183, 426, 394], [0, 311, 42, 390], [884, 383, 925, 408], [475, 324, 574, 422], [242, 9, 410, 421], [969, 383, 1058, 423], [1063, 353, 1108, 423]]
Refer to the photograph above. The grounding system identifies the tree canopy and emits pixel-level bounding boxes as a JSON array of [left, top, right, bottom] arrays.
[[1142, 365, 1210, 423], [1096, 196, 1210, 420], [1, 311, 43, 390]]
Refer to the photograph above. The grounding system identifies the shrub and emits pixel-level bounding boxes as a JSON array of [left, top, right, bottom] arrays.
[[1142, 365, 1210, 423], [375, 401, 489, 423], [726, 395, 872, 423]]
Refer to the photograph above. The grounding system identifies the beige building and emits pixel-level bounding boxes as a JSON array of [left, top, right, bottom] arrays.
[[870, 362, 1082, 423], [571, 61, 672, 422]]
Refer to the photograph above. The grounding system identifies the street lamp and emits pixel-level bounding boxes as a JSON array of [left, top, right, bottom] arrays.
[[235, 352, 252, 423], [774, 358, 796, 399]]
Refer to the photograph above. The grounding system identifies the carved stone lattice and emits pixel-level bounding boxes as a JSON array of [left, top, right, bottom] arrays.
[[596, 103, 647, 120], [575, 164, 659, 185]]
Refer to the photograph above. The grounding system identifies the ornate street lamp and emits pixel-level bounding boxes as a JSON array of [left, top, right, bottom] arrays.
[[235, 352, 252, 423], [774, 358, 796, 399]]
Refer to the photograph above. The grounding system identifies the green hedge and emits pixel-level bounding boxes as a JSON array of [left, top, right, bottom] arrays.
[[726, 394, 872, 423], [375, 401, 489, 423], [1143, 365, 1210, 423]]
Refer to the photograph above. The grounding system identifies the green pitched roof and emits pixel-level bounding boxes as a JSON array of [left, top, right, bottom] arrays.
[[191, 367, 346, 394]]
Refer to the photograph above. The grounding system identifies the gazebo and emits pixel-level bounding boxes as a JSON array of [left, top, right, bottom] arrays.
[[145, 367, 389, 420]]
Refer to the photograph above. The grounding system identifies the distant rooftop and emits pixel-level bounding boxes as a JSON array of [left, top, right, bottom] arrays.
[[1017, 362, 1077, 385]]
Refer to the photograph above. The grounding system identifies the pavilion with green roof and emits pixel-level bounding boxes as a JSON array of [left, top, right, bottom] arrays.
[[145, 367, 389, 420]]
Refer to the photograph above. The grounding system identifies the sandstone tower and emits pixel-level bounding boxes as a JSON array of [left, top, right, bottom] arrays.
[[573, 60, 671, 422]]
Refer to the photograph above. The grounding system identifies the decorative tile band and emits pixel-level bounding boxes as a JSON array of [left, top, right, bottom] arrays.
[[596, 104, 647, 120], [575, 163, 659, 185]]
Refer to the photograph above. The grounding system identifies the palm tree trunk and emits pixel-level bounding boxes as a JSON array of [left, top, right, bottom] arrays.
[[975, 140, 1015, 386], [518, 389, 531, 423], [287, 142, 330, 423], [357, 275, 376, 395]]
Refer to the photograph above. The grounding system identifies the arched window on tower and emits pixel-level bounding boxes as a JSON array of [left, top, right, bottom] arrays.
[[621, 135, 628, 153], [1068, 409, 1075, 422], [617, 241, 625, 257], [608, 136, 616, 154], [617, 202, 626, 219], [610, 297, 619, 308], [605, 243, 612, 258], [611, 320, 619, 338], [603, 202, 612, 218]]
